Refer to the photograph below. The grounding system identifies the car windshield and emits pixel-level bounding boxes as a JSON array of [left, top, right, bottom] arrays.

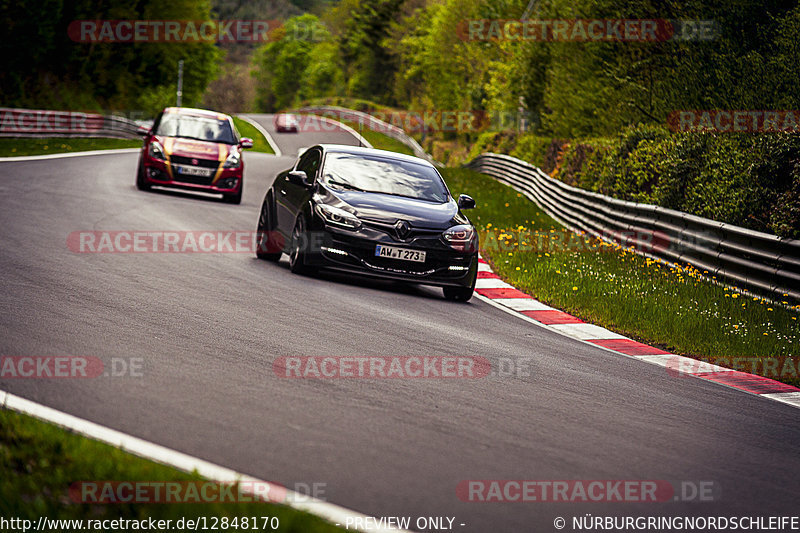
[[321, 152, 449, 203], [156, 114, 235, 144]]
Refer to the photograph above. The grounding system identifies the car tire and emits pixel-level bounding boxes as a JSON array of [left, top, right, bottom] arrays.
[[256, 197, 282, 262], [136, 161, 151, 191], [443, 285, 474, 302], [289, 215, 315, 275]]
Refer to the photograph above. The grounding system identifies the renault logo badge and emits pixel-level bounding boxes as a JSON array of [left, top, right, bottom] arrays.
[[395, 220, 411, 239]]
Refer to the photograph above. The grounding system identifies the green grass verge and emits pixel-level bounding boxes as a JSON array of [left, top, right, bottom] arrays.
[[0, 137, 141, 157], [0, 409, 344, 532], [300, 97, 397, 115], [340, 120, 415, 156], [442, 167, 800, 387], [0, 118, 275, 158], [233, 116, 275, 155]]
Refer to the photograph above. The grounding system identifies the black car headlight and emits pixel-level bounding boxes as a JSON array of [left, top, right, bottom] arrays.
[[442, 224, 477, 252], [223, 149, 241, 169], [148, 140, 166, 160], [315, 204, 361, 230]]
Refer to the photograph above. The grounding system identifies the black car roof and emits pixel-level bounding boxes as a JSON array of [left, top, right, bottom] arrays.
[[315, 144, 434, 167]]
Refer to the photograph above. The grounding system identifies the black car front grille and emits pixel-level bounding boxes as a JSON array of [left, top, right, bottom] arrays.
[[361, 220, 442, 242], [170, 155, 220, 169]]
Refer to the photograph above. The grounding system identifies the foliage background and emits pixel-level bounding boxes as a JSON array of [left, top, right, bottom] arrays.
[[2, 0, 797, 236]]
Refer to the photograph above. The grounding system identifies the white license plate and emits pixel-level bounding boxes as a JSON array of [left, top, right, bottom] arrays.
[[375, 245, 426, 263], [177, 165, 213, 177]]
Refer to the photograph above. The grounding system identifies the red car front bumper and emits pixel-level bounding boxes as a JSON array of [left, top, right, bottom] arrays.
[[140, 151, 242, 195]]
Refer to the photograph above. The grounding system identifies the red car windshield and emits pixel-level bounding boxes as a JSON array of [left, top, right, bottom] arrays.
[[156, 114, 235, 144]]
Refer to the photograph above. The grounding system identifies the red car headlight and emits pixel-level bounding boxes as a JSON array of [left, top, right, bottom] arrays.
[[222, 149, 242, 169], [148, 140, 166, 160]]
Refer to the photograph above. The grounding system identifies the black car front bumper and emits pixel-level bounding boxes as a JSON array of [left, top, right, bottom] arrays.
[[304, 223, 478, 289]]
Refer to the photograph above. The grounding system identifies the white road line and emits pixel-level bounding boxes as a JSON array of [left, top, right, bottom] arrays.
[[474, 294, 564, 331], [238, 115, 282, 157], [491, 298, 553, 311], [0, 148, 140, 162], [305, 115, 373, 148], [548, 323, 628, 340], [0, 389, 410, 533], [631, 354, 681, 367], [762, 392, 800, 408], [639, 355, 734, 374], [474, 278, 514, 289]]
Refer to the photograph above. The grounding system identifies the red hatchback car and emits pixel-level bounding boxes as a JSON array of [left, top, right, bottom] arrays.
[[274, 113, 299, 133], [136, 107, 252, 204]]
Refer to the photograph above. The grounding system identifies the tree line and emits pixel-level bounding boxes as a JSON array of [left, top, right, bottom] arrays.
[[253, 0, 800, 136], [1, 0, 220, 114]]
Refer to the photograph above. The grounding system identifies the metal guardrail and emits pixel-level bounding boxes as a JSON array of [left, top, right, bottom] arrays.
[[295, 105, 440, 166], [0, 108, 144, 139], [466, 152, 800, 303]]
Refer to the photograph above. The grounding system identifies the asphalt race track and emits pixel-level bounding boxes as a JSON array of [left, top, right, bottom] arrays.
[[1, 115, 799, 532]]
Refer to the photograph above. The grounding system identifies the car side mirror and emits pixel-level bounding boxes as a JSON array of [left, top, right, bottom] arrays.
[[137, 126, 151, 137], [457, 194, 476, 210], [288, 170, 310, 187], [240, 137, 253, 149]]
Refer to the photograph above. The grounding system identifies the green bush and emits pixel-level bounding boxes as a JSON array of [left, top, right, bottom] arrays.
[[492, 126, 800, 239], [510, 134, 553, 170], [467, 132, 501, 161]]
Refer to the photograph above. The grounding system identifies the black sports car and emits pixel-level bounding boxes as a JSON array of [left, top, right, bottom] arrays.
[[255, 145, 479, 301]]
